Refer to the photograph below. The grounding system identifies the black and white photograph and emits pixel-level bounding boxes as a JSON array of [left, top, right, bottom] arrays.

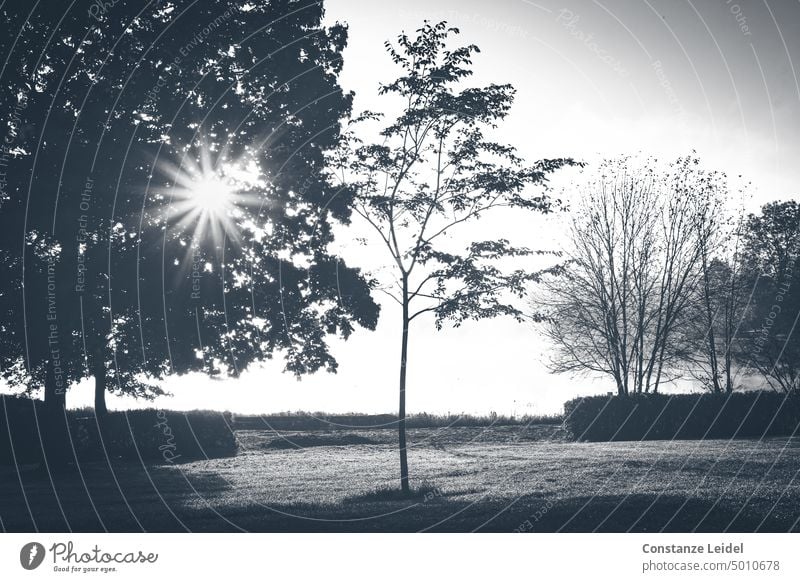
[[1, 0, 800, 556]]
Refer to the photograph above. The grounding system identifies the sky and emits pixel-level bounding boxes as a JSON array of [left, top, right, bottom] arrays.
[[64, 0, 800, 416]]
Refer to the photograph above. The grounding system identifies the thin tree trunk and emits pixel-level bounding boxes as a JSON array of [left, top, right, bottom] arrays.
[[725, 352, 733, 393], [94, 357, 108, 417], [700, 248, 721, 393], [398, 276, 410, 494], [724, 260, 738, 394], [653, 343, 667, 394]]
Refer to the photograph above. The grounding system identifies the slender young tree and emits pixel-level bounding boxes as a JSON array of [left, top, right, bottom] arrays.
[[336, 22, 575, 492]]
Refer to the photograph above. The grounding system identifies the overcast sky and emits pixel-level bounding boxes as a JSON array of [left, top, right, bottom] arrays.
[[65, 0, 800, 416]]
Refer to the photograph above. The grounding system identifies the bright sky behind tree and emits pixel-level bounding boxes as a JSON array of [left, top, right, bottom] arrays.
[[63, 0, 800, 415]]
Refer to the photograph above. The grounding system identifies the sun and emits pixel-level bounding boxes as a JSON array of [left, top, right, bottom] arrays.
[[189, 174, 235, 216], [155, 145, 265, 249]]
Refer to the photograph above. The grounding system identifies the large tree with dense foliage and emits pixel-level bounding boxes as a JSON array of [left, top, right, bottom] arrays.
[[0, 0, 378, 464]]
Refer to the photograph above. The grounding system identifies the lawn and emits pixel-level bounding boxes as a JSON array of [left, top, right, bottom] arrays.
[[1, 425, 799, 532]]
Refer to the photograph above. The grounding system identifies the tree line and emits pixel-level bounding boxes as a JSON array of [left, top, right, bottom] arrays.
[[540, 157, 800, 396], [2, 0, 796, 494], [0, 4, 571, 492]]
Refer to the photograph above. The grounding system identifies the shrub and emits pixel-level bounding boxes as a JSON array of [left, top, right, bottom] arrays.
[[0, 398, 237, 465], [563, 391, 800, 442], [0, 396, 47, 465], [74, 409, 237, 463]]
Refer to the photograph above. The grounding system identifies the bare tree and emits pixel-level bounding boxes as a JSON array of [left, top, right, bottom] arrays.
[[685, 199, 748, 394], [541, 157, 716, 395]]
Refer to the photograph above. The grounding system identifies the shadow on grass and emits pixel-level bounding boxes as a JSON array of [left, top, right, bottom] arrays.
[[2, 462, 798, 533], [166, 491, 800, 533], [0, 459, 234, 532]]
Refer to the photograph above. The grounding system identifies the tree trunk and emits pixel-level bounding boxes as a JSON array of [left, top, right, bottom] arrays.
[[725, 349, 733, 394], [398, 276, 410, 494], [701, 252, 721, 393], [94, 358, 108, 417]]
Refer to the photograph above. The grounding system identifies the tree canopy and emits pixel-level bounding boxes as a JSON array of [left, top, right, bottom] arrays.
[[0, 0, 378, 414], [335, 21, 576, 490]]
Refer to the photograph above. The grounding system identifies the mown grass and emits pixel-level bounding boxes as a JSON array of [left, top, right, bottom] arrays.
[[342, 480, 441, 503], [262, 433, 379, 449], [1, 425, 798, 532]]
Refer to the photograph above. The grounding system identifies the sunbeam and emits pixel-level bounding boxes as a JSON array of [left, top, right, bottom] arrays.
[[156, 144, 266, 249]]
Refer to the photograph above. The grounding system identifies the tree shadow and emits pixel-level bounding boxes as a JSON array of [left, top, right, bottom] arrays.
[[0, 460, 235, 532], [2, 465, 798, 532]]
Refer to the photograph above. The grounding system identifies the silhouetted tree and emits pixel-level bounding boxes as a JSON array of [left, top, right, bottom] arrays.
[[0, 0, 378, 463], [0, 2, 91, 466], [684, 204, 748, 394], [335, 22, 574, 492], [738, 201, 800, 393], [541, 156, 719, 395]]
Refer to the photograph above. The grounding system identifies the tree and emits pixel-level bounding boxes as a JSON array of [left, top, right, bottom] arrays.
[[737, 201, 800, 393], [0, 2, 91, 466], [541, 156, 717, 395], [118, 0, 379, 400], [684, 204, 748, 394], [335, 22, 575, 492], [0, 0, 378, 457]]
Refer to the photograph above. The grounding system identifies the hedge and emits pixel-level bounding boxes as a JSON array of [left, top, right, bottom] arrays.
[[0, 396, 47, 465], [563, 391, 800, 442], [74, 409, 237, 463], [0, 397, 237, 465]]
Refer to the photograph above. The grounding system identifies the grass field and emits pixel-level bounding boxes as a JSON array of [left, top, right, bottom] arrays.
[[2, 424, 800, 532]]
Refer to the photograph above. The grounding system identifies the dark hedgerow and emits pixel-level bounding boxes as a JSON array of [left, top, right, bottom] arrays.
[[75, 409, 238, 463], [563, 391, 800, 442], [0, 395, 46, 465], [0, 397, 237, 465]]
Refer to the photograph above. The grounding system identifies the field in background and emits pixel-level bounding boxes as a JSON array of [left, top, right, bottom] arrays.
[[232, 412, 563, 431], [2, 424, 799, 532]]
